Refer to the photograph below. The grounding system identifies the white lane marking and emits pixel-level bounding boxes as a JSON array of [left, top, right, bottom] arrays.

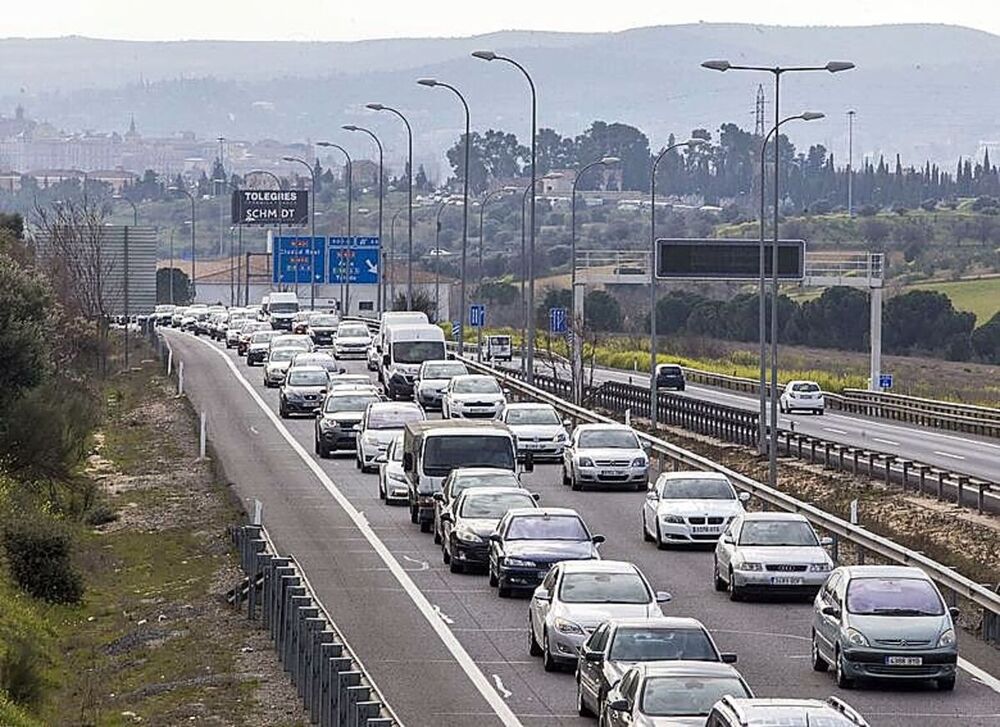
[[872, 437, 900, 446], [433, 605, 455, 625], [492, 674, 513, 699], [401, 554, 429, 571], [934, 451, 967, 461], [249, 425, 259, 435], [823, 427, 849, 435], [178, 333, 525, 727], [959, 657, 1000, 694]]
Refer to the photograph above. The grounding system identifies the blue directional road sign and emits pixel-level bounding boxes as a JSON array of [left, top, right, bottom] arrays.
[[879, 373, 893, 390], [273, 236, 325, 285], [549, 307, 568, 334], [328, 236, 380, 285], [469, 304, 486, 328]]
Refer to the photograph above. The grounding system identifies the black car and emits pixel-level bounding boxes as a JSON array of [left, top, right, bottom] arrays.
[[655, 364, 686, 391], [440, 487, 538, 573], [314, 390, 381, 458], [576, 617, 736, 718], [488, 508, 603, 598], [279, 366, 329, 418], [432, 467, 523, 546], [307, 314, 340, 346]]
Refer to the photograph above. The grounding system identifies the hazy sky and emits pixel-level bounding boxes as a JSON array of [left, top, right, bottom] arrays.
[[4, 0, 1000, 41]]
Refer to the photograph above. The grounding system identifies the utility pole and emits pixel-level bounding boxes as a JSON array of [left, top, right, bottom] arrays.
[[847, 110, 856, 217]]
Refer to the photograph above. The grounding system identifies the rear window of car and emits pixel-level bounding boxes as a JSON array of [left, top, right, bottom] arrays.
[[791, 382, 821, 393], [658, 366, 682, 375]]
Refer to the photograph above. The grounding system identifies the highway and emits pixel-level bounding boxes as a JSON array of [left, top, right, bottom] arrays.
[[528, 359, 1000, 483], [164, 329, 1000, 727]]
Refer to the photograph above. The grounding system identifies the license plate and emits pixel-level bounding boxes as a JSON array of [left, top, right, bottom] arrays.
[[600, 470, 623, 477], [886, 656, 922, 666], [523, 442, 543, 449], [691, 525, 721, 534], [770, 576, 804, 586]]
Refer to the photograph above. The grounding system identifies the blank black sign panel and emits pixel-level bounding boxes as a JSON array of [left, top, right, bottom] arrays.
[[656, 239, 805, 280]]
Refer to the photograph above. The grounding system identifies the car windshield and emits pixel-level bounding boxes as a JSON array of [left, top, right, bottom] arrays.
[[792, 382, 821, 393], [658, 366, 682, 376], [453, 378, 500, 394], [609, 628, 718, 662], [738, 520, 819, 547], [388, 440, 403, 462], [578, 429, 639, 449], [311, 315, 338, 326], [460, 492, 535, 519], [640, 676, 750, 718], [505, 408, 560, 425], [269, 349, 297, 362], [423, 435, 515, 476], [423, 363, 467, 379], [251, 331, 277, 343], [338, 325, 369, 337], [559, 572, 650, 604], [394, 340, 446, 364], [661, 479, 734, 500], [450, 471, 519, 495], [274, 338, 311, 350], [270, 303, 298, 314], [324, 395, 377, 413], [505, 515, 588, 541], [368, 408, 424, 429], [287, 370, 328, 386], [846, 577, 945, 616]]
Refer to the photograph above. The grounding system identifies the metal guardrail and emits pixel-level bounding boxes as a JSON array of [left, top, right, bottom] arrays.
[[232, 520, 399, 727]]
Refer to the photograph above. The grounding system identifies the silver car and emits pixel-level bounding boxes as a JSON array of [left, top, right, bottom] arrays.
[[376, 436, 409, 505], [562, 423, 649, 491], [500, 402, 569, 461], [356, 401, 425, 473], [706, 696, 868, 727], [262, 348, 298, 387], [414, 359, 469, 409], [528, 560, 670, 672], [713, 512, 833, 600], [811, 565, 959, 691]]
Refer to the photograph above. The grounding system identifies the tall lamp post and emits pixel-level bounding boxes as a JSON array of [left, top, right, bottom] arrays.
[[168, 185, 196, 300], [318, 142, 353, 315], [648, 139, 704, 428], [418, 78, 471, 354], [847, 110, 856, 217], [389, 208, 404, 308], [570, 157, 619, 405], [473, 49, 538, 383], [367, 103, 413, 310], [282, 156, 319, 310], [702, 58, 853, 482], [433, 199, 448, 323], [343, 125, 385, 314]]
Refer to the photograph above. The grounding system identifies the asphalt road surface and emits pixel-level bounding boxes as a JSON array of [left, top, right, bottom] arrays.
[[164, 330, 1000, 727]]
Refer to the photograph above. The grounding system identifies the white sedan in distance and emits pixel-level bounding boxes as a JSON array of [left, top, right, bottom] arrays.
[[641, 472, 750, 548], [499, 403, 569, 461], [333, 321, 372, 359], [562, 423, 649, 491], [780, 380, 825, 414], [441, 374, 507, 419]]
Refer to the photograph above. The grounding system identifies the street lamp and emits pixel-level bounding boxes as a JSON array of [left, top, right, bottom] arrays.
[[167, 185, 196, 300], [473, 49, 539, 383], [702, 57, 853, 484], [649, 139, 705, 428], [390, 208, 405, 308], [112, 194, 138, 226], [418, 78, 472, 354], [283, 156, 319, 310], [367, 103, 414, 310], [343, 125, 385, 314], [317, 142, 354, 316], [433, 199, 448, 323]]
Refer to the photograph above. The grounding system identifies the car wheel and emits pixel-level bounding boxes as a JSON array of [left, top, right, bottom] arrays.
[[542, 630, 558, 672], [570, 469, 582, 491], [378, 478, 386, 501], [562, 465, 570, 486], [529, 619, 543, 657], [279, 402, 288, 418], [449, 558, 463, 574], [488, 564, 499, 588], [318, 443, 330, 459], [656, 522, 667, 550], [811, 631, 829, 672], [817, 409, 825, 416], [642, 512, 654, 542], [728, 568, 743, 601], [498, 581, 512, 598], [937, 675, 956, 691], [713, 558, 727, 591], [835, 648, 854, 689], [419, 520, 432, 533], [433, 526, 442, 545], [576, 680, 593, 717], [355, 454, 361, 470], [441, 543, 450, 564]]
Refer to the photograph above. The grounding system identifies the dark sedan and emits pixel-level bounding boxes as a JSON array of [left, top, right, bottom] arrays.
[[306, 314, 340, 346], [654, 364, 686, 391], [314, 390, 381, 458], [440, 487, 538, 574], [488, 508, 603, 598], [278, 366, 329, 418]]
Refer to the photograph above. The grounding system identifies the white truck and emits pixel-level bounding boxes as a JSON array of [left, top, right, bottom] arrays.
[[381, 323, 446, 400], [266, 291, 300, 330]]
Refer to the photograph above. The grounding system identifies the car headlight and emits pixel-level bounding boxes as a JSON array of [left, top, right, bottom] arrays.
[[285, 391, 302, 400], [319, 418, 339, 430], [662, 514, 685, 524], [554, 618, 584, 635], [937, 629, 956, 648], [455, 529, 484, 544], [577, 457, 595, 468], [735, 561, 764, 572], [631, 457, 647, 467], [809, 562, 832, 572], [845, 628, 869, 647], [503, 557, 536, 568]]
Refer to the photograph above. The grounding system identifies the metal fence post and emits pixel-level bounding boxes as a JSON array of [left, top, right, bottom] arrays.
[[178, 360, 184, 394], [338, 671, 363, 727], [324, 656, 353, 727], [314, 638, 342, 723], [346, 684, 371, 727]]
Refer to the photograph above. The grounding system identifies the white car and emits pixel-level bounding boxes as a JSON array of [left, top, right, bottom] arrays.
[[562, 423, 649, 491], [780, 380, 825, 414], [262, 348, 298, 387], [441, 374, 506, 419], [641, 472, 750, 548], [499, 403, 569, 461], [356, 401, 425, 473], [714, 512, 834, 601], [377, 435, 410, 505], [528, 560, 671, 672], [414, 359, 469, 409], [333, 321, 372, 359]]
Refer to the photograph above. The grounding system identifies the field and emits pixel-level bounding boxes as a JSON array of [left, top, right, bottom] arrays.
[[909, 276, 1000, 326]]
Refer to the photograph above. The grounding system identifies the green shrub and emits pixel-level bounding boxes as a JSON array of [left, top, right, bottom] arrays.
[[0, 690, 43, 727], [0, 637, 43, 708], [2, 519, 83, 604], [83, 503, 118, 527]]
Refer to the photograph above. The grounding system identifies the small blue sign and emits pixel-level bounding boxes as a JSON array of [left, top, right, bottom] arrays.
[[469, 304, 486, 328], [273, 236, 325, 284], [549, 307, 568, 334], [328, 236, 380, 285], [879, 373, 893, 390], [451, 322, 462, 340]]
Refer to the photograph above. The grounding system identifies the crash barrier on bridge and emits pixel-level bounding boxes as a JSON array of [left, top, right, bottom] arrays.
[[231, 520, 399, 727]]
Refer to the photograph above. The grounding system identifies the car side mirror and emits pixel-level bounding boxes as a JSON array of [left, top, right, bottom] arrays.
[[432, 492, 444, 502], [655, 591, 672, 604], [646, 489, 658, 500], [592, 534, 606, 545], [440, 512, 453, 524], [584, 648, 603, 663], [721, 653, 738, 664], [738, 492, 751, 503], [607, 699, 629, 713], [949, 606, 960, 620], [820, 536, 834, 547], [533, 587, 551, 602], [722, 534, 735, 545], [339, 368, 346, 374], [642, 441, 652, 453], [821, 605, 841, 620], [313, 407, 322, 415], [374, 453, 387, 464], [530, 492, 541, 501], [489, 533, 502, 543], [523, 452, 534, 473], [562, 419, 572, 429], [352, 424, 362, 431], [403, 452, 414, 472]]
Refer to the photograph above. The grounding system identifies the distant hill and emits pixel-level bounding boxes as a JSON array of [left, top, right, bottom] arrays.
[[1, 24, 999, 169]]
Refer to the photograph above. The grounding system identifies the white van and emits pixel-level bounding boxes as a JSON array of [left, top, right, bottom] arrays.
[[267, 291, 300, 330], [382, 323, 446, 400], [372, 312, 430, 371]]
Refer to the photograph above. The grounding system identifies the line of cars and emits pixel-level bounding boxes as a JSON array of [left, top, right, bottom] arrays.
[[189, 305, 954, 726]]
